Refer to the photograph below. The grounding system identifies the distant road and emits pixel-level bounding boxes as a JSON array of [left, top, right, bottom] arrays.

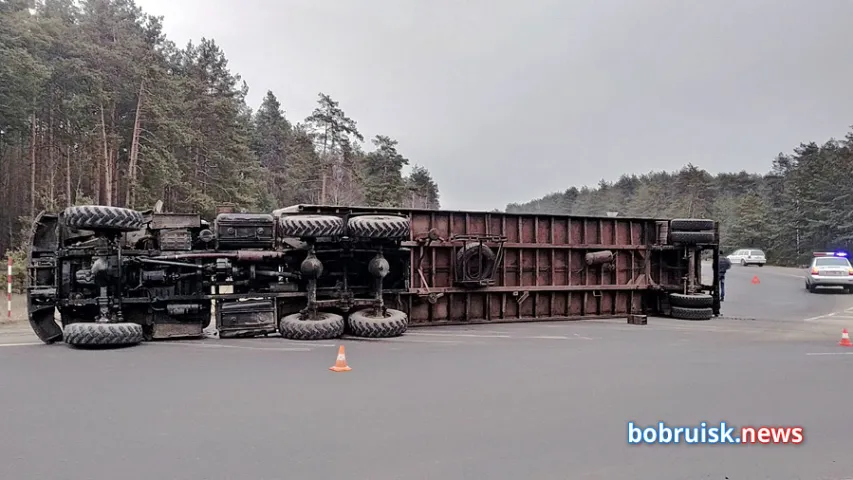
[[703, 262, 853, 324]]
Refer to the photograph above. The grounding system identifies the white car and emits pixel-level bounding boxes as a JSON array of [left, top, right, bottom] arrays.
[[727, 248, 766, 267], [805, 252, 853, 293]]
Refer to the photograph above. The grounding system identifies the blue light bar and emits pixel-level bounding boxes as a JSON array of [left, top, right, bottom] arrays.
[[837, 252, 849, 257]]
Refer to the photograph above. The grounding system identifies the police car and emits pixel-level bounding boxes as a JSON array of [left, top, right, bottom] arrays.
[[805, 251, 853, 293]]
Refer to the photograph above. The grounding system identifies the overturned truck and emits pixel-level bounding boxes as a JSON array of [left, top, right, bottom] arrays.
[[25, 203, 722, 347]]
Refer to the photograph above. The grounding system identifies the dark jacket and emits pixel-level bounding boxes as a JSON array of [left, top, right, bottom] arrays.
[[718, 256, 731, 278]]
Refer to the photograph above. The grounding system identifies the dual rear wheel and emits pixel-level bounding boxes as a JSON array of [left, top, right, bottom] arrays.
[[668, 293, 715, 321], [278, 308, 409, 341]]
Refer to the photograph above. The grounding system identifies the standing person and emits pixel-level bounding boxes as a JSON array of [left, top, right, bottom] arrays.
[[718, 254, 732, 301]]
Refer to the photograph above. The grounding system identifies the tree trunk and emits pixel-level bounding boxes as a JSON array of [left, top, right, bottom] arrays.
[[93, 140, 101, 204], [100, 103, 112, 206], [126, 79, 144, 208], [47, 108, 55, 210], [66, 144, 72, 207], [110, 103, 118, 206], [30, 112, 37, 217]]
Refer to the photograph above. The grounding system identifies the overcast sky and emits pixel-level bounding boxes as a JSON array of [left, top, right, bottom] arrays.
[[134, 0, 853, 211]]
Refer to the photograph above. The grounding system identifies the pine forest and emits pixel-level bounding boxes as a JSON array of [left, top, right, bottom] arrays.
[[2, 0, 849, 274], [0, 0, 441, 263]]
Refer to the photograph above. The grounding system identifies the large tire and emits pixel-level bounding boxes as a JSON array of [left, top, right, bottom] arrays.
[[669, 231, 715, 244], [278, 214, 346, 238], [456, 242, 496, 282], [669, 293, 714, 308], [669, 218, 715, 231], [347, 215, 410, 239], [670, 306, 713, 321], [63, 322, 144, 347], [63, 205, 145, 232], [346, 308, 408, 338], [279, 311, 345, 340]]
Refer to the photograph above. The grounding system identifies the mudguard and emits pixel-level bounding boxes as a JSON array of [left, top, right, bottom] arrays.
[[26, 211, 62, 344]]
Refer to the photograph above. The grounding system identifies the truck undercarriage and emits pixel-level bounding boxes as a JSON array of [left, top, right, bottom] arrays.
[[25, 204, 721, 348]]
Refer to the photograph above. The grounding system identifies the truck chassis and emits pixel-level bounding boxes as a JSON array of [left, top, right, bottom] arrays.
[[25, 203, 721, 348]]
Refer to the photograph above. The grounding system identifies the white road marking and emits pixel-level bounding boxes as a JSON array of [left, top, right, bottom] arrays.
[[806, 352, 853, 356], [408, 329, 513, 335], [527, 334, 596, 340], [774, 273, 806, 279], [275, 342, 337, 348], [0, 342, 42, 348], [406, 331, 596, 341], [154, 341, 312, 352], [406, 332, 512, 339], [386, 338, 467, 345], [803, 311, 850, 322], [341, 336, 468, 345]]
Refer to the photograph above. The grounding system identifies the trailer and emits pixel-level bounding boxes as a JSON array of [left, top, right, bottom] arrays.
[[25, 203, 721, 348]]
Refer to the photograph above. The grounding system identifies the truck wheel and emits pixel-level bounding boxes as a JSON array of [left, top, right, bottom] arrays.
[[279, 311, 345, 340], [63, 322, 144, 347], [63, 205, 145, 232], [669, 293, 714, 308], [347, 215, 410, 239], [346, 308, 408, 338], [456, 242, 496, 282], [670, 306, 713, 321], [278, 214, 346, 238], [668, 231, 715, 244], [669, 218, 715, 231]]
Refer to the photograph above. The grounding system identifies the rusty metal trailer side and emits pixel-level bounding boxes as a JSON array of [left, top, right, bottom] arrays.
[[281, 205, 714, 326]]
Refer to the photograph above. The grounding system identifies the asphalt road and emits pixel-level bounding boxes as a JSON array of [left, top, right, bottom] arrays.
[[714, 262, 853, 323], [2, 263, 853, 480]]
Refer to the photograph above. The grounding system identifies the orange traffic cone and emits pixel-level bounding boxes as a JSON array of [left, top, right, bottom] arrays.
[[329, 345, 352, 372], [840, 329, 853, 347], [751, 275, 760, 285]]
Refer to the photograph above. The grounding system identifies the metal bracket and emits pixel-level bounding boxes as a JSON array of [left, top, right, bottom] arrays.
[[452, 234, 507, 287]]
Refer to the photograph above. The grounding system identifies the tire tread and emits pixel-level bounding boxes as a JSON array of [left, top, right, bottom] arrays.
[[669, 218, 715, 231], [669, 230, 715, 244], [278, 214, 346, 238], [63, 322, 144, 346], [346, 308, 408, 338], [347, 215, 410, 239], [670, 306, 713, 321], [669, 293, 714, 308], [279, 312, 345, 340], [63, 205, 145, 232]]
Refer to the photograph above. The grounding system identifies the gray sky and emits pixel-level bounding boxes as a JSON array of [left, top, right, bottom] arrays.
[[135, 0, 853, 211]]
